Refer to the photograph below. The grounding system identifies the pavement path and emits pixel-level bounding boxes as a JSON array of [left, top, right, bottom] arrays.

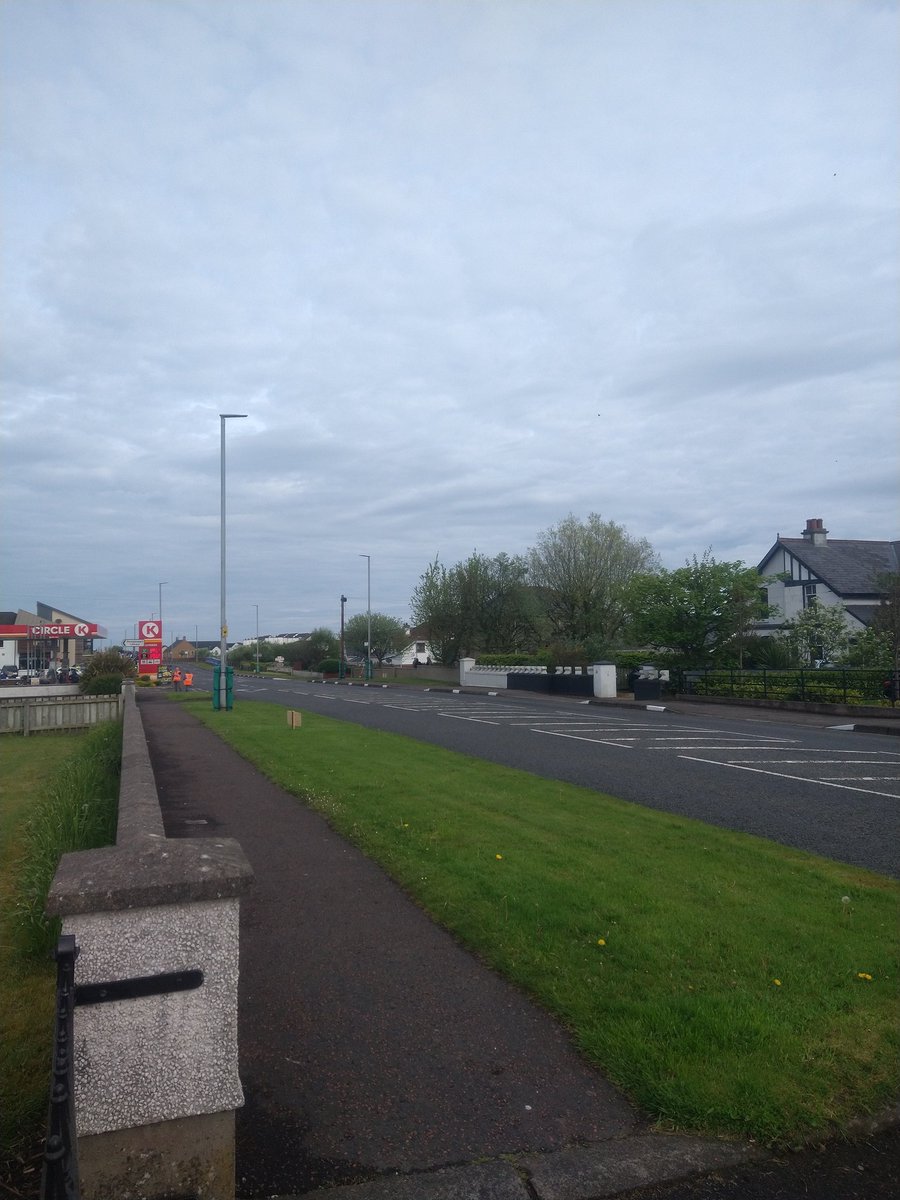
[[137, 690, 898, 1199]]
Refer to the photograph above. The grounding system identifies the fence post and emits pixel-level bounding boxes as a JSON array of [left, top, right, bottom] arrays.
[[41, 934, 79, 1200]]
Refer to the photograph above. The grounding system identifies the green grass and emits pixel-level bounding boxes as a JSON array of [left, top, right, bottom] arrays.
[[0, 725, 122, 1159], [177, 695, 900, 1145]]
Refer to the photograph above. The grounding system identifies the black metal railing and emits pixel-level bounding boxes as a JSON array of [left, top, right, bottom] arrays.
[[41, 934, 80, 1200], [672, 667, 896, 706]]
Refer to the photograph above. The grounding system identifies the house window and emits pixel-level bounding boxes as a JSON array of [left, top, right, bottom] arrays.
[[416, 642, 426, 653], [802, 583, 817, 609]]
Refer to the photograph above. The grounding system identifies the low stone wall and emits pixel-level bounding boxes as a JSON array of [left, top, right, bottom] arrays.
[[46, 682, 253, 1200], [458, 658, 617, 698]]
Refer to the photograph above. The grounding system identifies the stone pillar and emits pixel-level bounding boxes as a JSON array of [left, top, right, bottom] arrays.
[[591, 662, 617, 698], [47, 839, 252, 1200]]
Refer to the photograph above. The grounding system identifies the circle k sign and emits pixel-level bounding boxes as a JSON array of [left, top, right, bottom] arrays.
[[139, 621, 161, 641]]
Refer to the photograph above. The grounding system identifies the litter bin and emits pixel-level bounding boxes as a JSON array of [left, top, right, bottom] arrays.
[[212, 664, 235, 710], [633, 676, 662, 701]]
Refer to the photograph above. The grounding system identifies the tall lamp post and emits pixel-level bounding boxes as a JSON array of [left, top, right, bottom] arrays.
[[253, 603, 260, 674], [158, 581, 168, 665], [339, 594, 347, 678], [219, 413, 247, 710], [359, 554, 371, 680]]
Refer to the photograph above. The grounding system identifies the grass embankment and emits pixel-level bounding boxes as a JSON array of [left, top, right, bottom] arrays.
[[178, 695, 899, 1145], [0, 724, 121, 1163]]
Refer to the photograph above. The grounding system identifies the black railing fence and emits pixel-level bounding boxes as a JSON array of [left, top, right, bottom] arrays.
[[672, 667, 896, 706], [42, 935, 79, 1200]]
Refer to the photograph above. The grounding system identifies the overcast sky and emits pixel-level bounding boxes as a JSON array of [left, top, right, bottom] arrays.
[[2, 0, 897, 645]]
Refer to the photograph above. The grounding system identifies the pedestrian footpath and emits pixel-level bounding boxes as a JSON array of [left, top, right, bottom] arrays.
[[137, 692, 757, 1199]]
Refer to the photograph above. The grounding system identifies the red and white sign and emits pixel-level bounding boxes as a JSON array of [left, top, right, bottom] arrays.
[[138, 620, 162, 642], [28, 622, 96, 637]]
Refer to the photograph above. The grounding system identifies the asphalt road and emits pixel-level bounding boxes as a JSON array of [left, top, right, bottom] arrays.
[[195, 668, 900, 878]]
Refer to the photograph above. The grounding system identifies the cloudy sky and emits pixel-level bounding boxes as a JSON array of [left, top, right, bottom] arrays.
[[2, 0, 897, 645]]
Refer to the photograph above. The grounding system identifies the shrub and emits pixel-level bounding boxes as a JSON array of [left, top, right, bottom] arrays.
[[318, 658, 341, 674], [79, 649, 137, 684], [81, 674, 125, 695], [479, 652, 545, 667]]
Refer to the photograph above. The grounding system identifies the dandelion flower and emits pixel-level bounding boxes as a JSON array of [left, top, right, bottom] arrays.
[[495, 854, 503, 860], [857, 972, 873, 981], [773, 979, 782, 986], [597, 938, 606, 946]]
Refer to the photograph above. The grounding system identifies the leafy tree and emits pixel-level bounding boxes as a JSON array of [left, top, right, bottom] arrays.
[[410, 558, 462, 665], [780, 601, 852, 666], [624, 552, 770, 664], [870, 572, 900, 685], [343, 612, 408, 666], [297, 627, 339, 668], [410, 552, 541, 662], [528, 513, 657, 647], [843, 626, 892, 668]]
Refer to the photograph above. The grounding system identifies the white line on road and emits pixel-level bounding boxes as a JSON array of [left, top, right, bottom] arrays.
[[648, 746, 802, 751], [677, 755, 900, 799], [439, 713, 500, 725], [726, 759, 897, 765], [532, 729, 633, 749]]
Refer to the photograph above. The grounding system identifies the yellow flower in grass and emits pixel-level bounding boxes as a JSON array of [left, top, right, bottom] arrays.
[[495, 854, 503, 860], [772, 979, 782, 987], [597, 938, 606, 946], [857, 972, 873, 981]]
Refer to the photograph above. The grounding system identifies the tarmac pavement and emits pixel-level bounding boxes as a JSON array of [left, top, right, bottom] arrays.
[[137, 689, 898, 1199]]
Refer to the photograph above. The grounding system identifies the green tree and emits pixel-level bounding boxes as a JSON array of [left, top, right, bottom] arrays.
[[410, 558, 462, 664], [624, 552, 770, 664], [528, 513, 657, 647], [298, 627, 339, 668], [780, 601, 852, 666], [410, 552, 541, 662], [869, 572, 900, 685], [344, 612, 408, 666]]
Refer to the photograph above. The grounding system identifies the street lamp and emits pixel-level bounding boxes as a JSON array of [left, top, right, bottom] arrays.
[[253, 604, 260, 674], [219, 413, 248, 710], [158, 581, 168, 664], [359, 554, 371, 680], [339, 594, 347, 678]]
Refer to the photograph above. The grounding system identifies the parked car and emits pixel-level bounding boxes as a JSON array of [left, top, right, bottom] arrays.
[[0, 666, 19, 680]]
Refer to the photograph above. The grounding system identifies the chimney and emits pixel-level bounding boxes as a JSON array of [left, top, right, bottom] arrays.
[[801, 518, 828, 547]]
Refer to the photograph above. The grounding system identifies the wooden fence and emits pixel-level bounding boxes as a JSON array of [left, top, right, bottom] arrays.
[[0, 693, 124, 736]]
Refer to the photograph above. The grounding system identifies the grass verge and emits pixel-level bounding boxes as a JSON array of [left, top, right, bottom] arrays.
[[178, 695, 899, 1145], [0, 724, 121, 1163]]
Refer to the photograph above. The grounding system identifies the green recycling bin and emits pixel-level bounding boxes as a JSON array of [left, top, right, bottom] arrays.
[[212, 664, 235, 710]]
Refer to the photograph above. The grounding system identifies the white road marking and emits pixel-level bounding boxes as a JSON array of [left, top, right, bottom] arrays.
[[532, 729, 633, 749], [727, 759, 896, 765], [678, 755, 899, 799]]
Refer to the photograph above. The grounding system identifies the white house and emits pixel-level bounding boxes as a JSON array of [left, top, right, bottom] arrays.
[[756, 518, 898, 635], [384, 627, 436, 666]]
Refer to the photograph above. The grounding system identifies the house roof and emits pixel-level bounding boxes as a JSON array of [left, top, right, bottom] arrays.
[[760, 538, 899, 598]]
